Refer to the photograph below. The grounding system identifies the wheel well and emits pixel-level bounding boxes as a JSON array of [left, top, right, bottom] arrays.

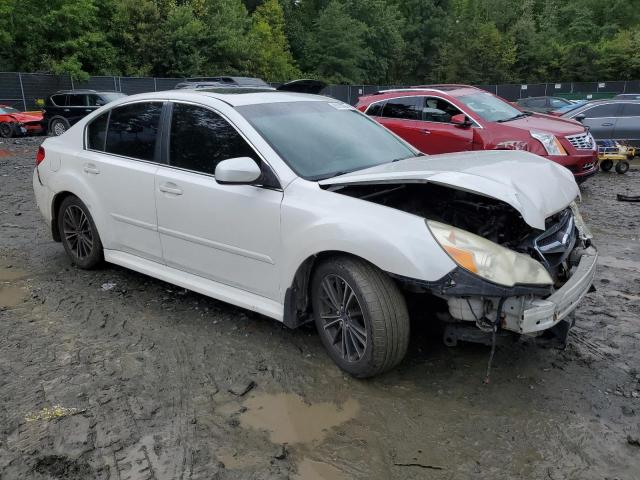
[[50, 191, 76, 242], [283, 251, 375, 329]]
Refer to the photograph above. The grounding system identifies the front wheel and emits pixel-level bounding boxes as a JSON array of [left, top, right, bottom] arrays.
[[0, 122, 14, 138], [615, 160, 630, 174], [311, 256, 410, 378], [58, 196, 103, 269]]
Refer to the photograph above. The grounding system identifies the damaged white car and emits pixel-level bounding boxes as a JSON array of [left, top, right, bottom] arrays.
[[33, 89, 597, 377]]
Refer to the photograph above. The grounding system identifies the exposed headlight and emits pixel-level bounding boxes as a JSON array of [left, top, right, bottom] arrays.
[[427, 220, 553, 287], [530, 130, 567, 155], [570, 201, 592, 239]]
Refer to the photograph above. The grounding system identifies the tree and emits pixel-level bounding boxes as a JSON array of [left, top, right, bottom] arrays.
[[156, 4, 207, 77], [303, 0, 372, 83], [247, 0, 300, 81]]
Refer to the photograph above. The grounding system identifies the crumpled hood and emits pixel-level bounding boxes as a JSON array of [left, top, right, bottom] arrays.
[[6, 112, 43, 123], [319, 150, 580, 230]]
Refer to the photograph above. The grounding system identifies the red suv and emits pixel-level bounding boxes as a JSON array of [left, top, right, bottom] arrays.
[[356, 85, 598, 183]]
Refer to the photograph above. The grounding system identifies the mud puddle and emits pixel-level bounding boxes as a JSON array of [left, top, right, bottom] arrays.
[[239, 393, 359, 444], [0, 265, 28, 307], [0, 265, 28, 281]]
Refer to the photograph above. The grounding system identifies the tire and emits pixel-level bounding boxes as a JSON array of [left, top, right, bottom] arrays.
[[0, 122, 14, 138], [57, 196, 103, 269], [50, 118, 70, 136], [311, 256, 410, 378], [615, 161, 630, 174], [600, 159, 613, 171]]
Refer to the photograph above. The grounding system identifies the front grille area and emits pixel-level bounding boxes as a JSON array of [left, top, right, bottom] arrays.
[[566, 132, 595, 150], [533, 208, 576, 272]]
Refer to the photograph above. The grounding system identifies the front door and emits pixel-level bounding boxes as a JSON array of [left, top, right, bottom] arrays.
[[155, 102, 283, 300]]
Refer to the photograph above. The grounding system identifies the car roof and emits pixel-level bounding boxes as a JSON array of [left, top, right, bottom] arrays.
[[53, 89, 123, 95], [358, 85, 483, 103], [103, 89, 330, 107]]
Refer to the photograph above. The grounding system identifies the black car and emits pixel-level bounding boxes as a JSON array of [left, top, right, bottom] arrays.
[[562, 99, 640, 147], [174, 77, 326, 94], [516, 96, 574, 114], [43, 90, 127, 136]]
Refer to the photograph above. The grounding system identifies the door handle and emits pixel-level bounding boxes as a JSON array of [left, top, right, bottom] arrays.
[[159, 182, 183, 195], [601, 122, 614, 126], [420, 129, 431, 135], [63, 109, 69, 112], [83, 163, 100, 175], [85, 109, 93, 113]]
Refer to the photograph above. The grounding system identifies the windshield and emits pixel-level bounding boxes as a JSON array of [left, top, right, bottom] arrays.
[[457, 92, 523, 122], [236, 101, 418, 180], [0, 106, 20, 114]]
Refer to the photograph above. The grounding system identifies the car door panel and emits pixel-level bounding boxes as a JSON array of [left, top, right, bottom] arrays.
[[577, 103, 621, 139], [612, 103, 640, 141]]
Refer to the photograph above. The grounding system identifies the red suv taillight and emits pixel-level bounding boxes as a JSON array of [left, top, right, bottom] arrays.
[[36, 146, 45, 166]]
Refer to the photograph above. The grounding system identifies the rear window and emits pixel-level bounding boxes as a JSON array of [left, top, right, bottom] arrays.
[[68, 95, 86, 107], [365, 102, 384, 116], [51, 94, 67, 106], [105, 102, 162, 161]]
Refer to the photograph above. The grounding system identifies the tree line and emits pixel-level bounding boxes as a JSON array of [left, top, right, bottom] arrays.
[[1, 0, 639, 84]]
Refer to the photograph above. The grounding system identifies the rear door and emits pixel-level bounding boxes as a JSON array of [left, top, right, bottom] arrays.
[[155, 101, 283, 300], [372, 96, 433, 153], [612, 102, 640, 143], [81, 101, 164, 262], [66, 94, 92, 126], [574, 103, 621, 139]]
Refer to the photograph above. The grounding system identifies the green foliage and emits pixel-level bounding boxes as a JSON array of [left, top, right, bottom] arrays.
[[0, 0, 639, 83]]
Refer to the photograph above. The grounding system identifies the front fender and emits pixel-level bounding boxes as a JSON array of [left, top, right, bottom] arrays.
[[280, 180, 457, 301]]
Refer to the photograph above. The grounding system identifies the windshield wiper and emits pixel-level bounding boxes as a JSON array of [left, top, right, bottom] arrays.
[[392, 153, 421, 162], [497, 112, 531, 123]]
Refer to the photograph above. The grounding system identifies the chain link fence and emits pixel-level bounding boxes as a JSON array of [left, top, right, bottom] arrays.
[[2, 72, 640, 110]]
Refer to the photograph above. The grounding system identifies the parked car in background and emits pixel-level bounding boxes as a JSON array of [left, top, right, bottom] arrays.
[[33, 89, 596, 377], [549, 99, 588, 116], [516, 96, 574, 114], [0, 104, 44, 137], [175, 77, 326, 94], [613, 93, 640, 100], [561, 99, 640, 148], [356, 86, 598, 183], [43, 90, 127, 136]]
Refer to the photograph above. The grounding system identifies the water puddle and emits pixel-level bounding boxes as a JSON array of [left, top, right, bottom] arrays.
[[0, 265, 28, 281], [239, 393, 359, 444], [216, 448, 261, 470], [0, 285, 27, 308], [293, 458, 347, 480]]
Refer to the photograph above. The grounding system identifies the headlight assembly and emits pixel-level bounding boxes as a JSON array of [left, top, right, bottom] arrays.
[[530, 130, 567, 155], [427, 220, 553, 287]]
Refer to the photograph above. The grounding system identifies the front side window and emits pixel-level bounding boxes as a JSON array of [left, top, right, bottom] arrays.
[[580, 104, 620, 118], [457, 92, 522, 122], [381, 97, 423, 120], [105, 102, 162, 161], [237, 101, 418, 180], [169, 103, 258, 175], [87, 112, 109, 151], [68, 95, 86, 107], [423, 97, 463, 123]]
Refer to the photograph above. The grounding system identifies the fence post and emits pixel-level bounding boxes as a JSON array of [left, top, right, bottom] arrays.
[[153, 78, 157, 91], [113, 76, 117, 91], [17, 73, 27, 111], [70, 74, 74, 90]]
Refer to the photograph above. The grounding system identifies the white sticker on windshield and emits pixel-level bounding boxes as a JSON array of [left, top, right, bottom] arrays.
[[328, 102, 353, 110]]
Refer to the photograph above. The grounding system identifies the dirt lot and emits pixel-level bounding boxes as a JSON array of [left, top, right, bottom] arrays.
[[1, 137, 639, 480]]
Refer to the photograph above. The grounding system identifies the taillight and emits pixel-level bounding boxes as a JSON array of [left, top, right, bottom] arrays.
[[36, 146, 45, 166]]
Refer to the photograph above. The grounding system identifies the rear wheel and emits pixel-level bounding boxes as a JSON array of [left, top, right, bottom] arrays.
[[311, 256, 410, 378], [615, 160, 630, 174], [0, 122, 14, 138], [58, 196, 103, 269], [600, 159, 613, 171], [50, 118, 69, 136]]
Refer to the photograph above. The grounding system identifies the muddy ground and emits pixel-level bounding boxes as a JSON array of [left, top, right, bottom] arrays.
[[0, 136, 639, 480]]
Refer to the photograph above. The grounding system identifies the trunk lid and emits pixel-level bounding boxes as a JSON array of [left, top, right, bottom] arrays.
[[318, 150, 579, 230]]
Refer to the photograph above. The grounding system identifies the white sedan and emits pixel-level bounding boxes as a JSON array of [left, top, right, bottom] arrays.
[[33, 89, 597, 377]]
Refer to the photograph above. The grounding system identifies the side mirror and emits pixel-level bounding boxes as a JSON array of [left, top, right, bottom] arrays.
[[574, 114, 586, 123], [451, 113, 471, 128], [215, 157, 262, 184]]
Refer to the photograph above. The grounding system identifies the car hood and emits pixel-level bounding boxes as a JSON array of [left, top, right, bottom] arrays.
[[502, 113, 584, 135], [6, 112, 43, 122], [318, 150, 579, 230]]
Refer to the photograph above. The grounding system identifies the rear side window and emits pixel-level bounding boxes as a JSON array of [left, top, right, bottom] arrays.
[[381, 97, 423, 120], [365, 102, 384, 116], [68, 95, 86, 107], [105, 102, 162, 161], [580, 104, 620, 118], [169, 103, 258, 175], [621, 103, 640, 116], [88, 95, 105, 107], [87, 112, 109, 151], [51, 94, 67, 106]]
